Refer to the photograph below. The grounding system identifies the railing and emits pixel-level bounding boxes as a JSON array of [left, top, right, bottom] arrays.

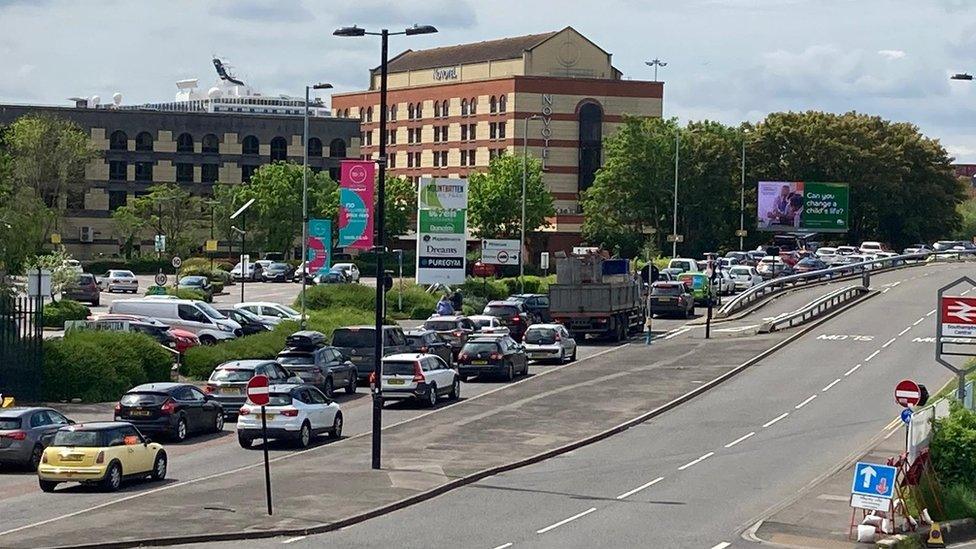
[[718, 250, 973, 318], [758, 285, 870, 333]]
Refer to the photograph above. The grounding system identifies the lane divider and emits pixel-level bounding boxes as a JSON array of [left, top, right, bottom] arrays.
[[844, 364, 861, 377], [865, 350, 881, 362], [822, 378, 842, 392], [615, 477, 664, 500], [536, 507, 597, 534], [724, 432, 755, 448], [795, 394, 818, 409], [882, 337, 897, 348], [678, 452, 715, 471], [762, 413, 789, 428]]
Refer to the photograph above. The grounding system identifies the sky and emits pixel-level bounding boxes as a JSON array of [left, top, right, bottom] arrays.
[[1, 0, 975, 161]]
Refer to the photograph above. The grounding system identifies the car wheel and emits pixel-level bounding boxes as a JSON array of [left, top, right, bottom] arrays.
[[426, 384, 438, 408], [345, 375, 356, 395], [38, 479, 58, 493], [449, 378, 460, 400], [296, 422, 312, 449], [28, 445, 43, 471], [101, 462, 123, 492], [213, 412, 224, 433], [237, 433, 252, 449], [199, 335, 217, 346], [329, 413, 343, 439], [150, 452, 167, 481], [172, 417, 188, 442], [324, 377, 335, 399], [504, 363, 515, 382], [557, 350, 565, 364]]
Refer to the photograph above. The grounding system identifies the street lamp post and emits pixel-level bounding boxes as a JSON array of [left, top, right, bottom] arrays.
[[740, 133, 747, 251], [230, 198, 255, 304], [520, 114, 541, 293], [645, 58, 668, 82], [672, 132, 679, 258], [301, 82, 333, 331], [334, 23, 437, 471]]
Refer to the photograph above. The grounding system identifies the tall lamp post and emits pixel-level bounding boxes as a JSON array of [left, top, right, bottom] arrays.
[[739, 129, 750, 251], [230, 198, 255, 304], [520, 114, 541, 293], [645, 58, 667, 82], [334, 23, 438, 471], [301, 82, 334, 330], [672, 132, 680, 258]]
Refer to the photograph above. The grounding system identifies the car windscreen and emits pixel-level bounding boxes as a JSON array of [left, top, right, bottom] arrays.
[[120, 392, 168, 406], [111, 271, 135, 278], [0, 417, 21, 429], [76, 274, 94, 285], [462, 342, 500, 354], [405, 335, 425, 346], [52, 430, 102, 447], [332, 329, 374, 348], [652, 285, 683, 296], [210, 368, 255, 382], [277, 353, 313, 366], [384, 360, 417, 376], [197, 302, 226, 320], [484, 305, 518, 316], [524, 328, 557, 344], [730, 267, 752, 276], [269, 263, 288, 270], [472, 318, 493, 328], [423, 320, 458, 331], [180, 277, 206, 285], [672, 261, 694, 271], [266, 393, 292, 406]]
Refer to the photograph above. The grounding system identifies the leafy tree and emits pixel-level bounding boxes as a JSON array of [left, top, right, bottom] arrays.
[[23, 248, 75, 301], [110, 207, 145, 260], [116, 184, 203, 257], [382, 175, 417, 243], [954, 198, 976, 242], [468, 154, 554, 238]]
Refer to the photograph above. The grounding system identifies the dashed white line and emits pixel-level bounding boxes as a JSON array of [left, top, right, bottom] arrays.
[[844, 364, 862, 377], [898, 327, 912, 336], [664, 327, 693, 340], [711, 542, 732, 549], [536, 507, 598, 534], [678, 452, 715, 471], [914, 317, 926, 326], [891, 281, 902, 288], [927, 309, 936, 317], [724, 432, 755, 448], [882, 337, 897, 348], [881, 287, 890, 294], [282, 537, 307, 544], [795, 394, 818, 409], [964, 289, 972, 295], [615, 476, 665, 499], [762, 412, 789, 428], [492, 543, 514, 549], [865, 350, 881, 362], [822, 378, 842, 392]]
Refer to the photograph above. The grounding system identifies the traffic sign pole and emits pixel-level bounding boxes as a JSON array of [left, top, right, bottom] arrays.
[[246, 375, 272, 516], [261, 405, 272, 516]]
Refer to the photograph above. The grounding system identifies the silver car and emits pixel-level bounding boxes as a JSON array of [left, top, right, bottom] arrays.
[[96, 269, 139, 293], [0, 407, 74, 470], [522, 324, 577, 364]]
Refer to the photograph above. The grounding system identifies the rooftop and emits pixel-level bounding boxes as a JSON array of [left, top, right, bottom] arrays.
[[380, 31, 558, 74]]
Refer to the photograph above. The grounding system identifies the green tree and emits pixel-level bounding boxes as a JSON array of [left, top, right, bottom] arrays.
[[382, 175, 417, 242], [468, 154, 554, 238], [117, 183, 203, 257], [954, 198, 976, 241], [23, 248, 75, 301], [110, 207, 146, 260]]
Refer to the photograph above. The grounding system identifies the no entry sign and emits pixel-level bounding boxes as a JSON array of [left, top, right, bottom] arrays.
[[895, 379, 922, 407], [246, 375, 270, 406]]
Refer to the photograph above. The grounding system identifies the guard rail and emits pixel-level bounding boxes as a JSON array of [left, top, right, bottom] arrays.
[[758, 285, 870, 333]]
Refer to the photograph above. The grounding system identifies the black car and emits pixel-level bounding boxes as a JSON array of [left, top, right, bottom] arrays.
[[262, 262, 294, 282], [482, 301, 533, 341], [214, 306, 272, 336], [177, 276, 214, 302], [276, 331, 358, 397], [332, 325, 411, 383], [456, 335, 528, 381], [311, 271, 350, 285], [649, 281, 695, 318], [404, 329, 454, 366], [793, 257, 829, 274], [114, 383, 224, 442], [508, 294, 552, 323]]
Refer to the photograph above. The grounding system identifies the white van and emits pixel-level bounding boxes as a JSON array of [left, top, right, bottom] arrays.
[[110, 298, 241, 345], [667, 258, 700, 274]]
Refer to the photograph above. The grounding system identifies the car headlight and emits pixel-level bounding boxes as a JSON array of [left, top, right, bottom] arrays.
[[218, 323, 233, 333]]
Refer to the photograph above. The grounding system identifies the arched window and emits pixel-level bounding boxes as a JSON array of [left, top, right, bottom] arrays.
[[270, 136, 288, 162], [578, 102, 604, 193], [461, 99, 468, 116], [490, 96, 497, 113], [469, 98, 477, 115], [307, 137, 323, 157], [202, 134, 219, 154], [434, 101, 441, 118], [416, 102, 423, 118], [389, 104, 397, 121], [442, 100, 449, 117], [408, 103, 415, 119], [499, 95, 507, 113], [328, 138, 347, 158], [242, 135, 259, 155], [176, 133, 193, 153], [109, 130, 128, 151], [135, 131, 154, 152], [366, 106, 373, 122]]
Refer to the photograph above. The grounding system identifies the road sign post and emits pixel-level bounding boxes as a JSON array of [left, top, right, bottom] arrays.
[[246, 375, 273, 516], [936, 277, 976, 402], [895, 379, 922, 407]]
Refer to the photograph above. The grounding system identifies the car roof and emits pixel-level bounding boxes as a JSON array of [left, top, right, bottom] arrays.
[[384, 353, 438, 361], [236, 302, 282, 307], [425, 315, 465, 321], [509, 293, 545, 299], [127, 382, 183, 393], [216, 359, 276, 369], [467, 335, 506, 342], [486, 300, 520, 306], [267, 384, 306, 392], [404, 328, 436, 335], [0, 407, 53, 417], [526, 323, 563, 329], [61, 421, 132, 431]]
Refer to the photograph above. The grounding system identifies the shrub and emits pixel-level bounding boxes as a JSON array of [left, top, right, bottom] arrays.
[[211, 280, 224, 294], [84, 257, 169, 275], [392, 285, 439, 318], [410, 305, 431, 320], [461, 278, 509, 301], [43, 299, 90, 328], [42, 330, 173, 402], [144, 287, 206, 301], [180, 265, 233, 286], [300, 283, 377, 311], [931, 403, 976, 486]]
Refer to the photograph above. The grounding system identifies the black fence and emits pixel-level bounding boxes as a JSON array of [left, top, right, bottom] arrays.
[[0, 295, 43, 402]]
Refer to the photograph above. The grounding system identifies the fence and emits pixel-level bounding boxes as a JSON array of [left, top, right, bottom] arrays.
[[0, 295, 44, 402]]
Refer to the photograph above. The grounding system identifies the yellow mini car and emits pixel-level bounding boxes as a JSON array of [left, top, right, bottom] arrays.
[[37, 422, 167, 492]]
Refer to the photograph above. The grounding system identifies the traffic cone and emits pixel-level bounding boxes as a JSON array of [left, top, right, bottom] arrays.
[[927, 522, 946, 548]]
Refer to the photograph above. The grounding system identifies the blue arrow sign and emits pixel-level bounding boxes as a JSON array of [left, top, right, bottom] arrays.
[[851, 461, 897, 499], [900, 408, 913, 425]]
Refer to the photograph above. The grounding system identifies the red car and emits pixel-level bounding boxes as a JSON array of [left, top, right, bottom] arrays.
[[86, 314, 199, 353]]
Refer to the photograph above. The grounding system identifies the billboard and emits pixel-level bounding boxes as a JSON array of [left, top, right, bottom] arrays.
[[757, 181, 849, 233], [338, 160, 375, 249], [307, 219, 332, 277], [417, 178, 468, 285]]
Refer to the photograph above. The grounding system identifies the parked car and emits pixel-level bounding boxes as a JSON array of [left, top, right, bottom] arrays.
[[404, 329, 454, 366], [859, 241, 885, 255], [903, 244, 932, 255], [793, 257, 829, 274], [110, 298, 241, 345], [380, 354, 460, 407], [37, 422, 167, 492], [204, 360, 302, 419], [718, 258, 740, 270], [648, 281, 695, 318], [659, 267, 684, 280], [63, 259, 83, 274], [262, 262, 294, 283], [756, 256, 791, 279], [467, 315, 510, 335], [0, 407, 73, 470], [932, 241, 962, 252], [874, 251, 902, 266], [234, 302, 303, 325], [508, 294, 552, 323], [212, 306, 273, 336], [667, 258, 700, 274], [237, 384, 342, 449], [724, 251, 750, 265], [114, 383, 224, 442], [311, 271, 349, 285], [522, 324, 577, 363], [835, 245, 859, 256], [62, 273, 100, 306], [88, 313, 199, 353], [422, 315, 477, 356], [713, 269, 736, 295], [778, 251, 800, 267], [276, 331, 357, 397], [456, 335, 528, 381], [331, 325, 410, 383], [482, 300, 533, 341], [677, 272, 718, 306], [331, 262, 361, 283], [96, 270, 139, 293], [177, 276, 214, 302], [729, 266, 763, 291], [230, 261, 261, 282]]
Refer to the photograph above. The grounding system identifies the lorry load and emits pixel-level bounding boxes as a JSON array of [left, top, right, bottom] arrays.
[[549, 253, 643, 341]]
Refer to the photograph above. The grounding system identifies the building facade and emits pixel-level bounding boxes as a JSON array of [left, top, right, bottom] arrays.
[[331, 26, 663, 250], [0, 104, 360, 258]]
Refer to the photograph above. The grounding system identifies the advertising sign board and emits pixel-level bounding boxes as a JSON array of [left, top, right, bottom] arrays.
[[338, 160, 375, 249], [416, 178, 467, 285], [307, 219, 332, 277], [757, 181, 849, 233]]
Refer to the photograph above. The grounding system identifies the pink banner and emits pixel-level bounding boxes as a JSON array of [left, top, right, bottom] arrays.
[[338, 160, 375, 250]]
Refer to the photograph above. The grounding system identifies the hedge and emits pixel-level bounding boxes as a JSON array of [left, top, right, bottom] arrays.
[[43, 299, 90, 328], [298, 283, 439, 320], [144, 287, 207, 301], [43, 331, 173, 403], [931, 403, 976, 486], [84, 258, 169, 275], [179, 263, 234, 286]]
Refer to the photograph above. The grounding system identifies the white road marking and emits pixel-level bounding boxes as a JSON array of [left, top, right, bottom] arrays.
[[711, 543, 732, 549], [282, 537, 306, 544], [492, 544, 514, 549], [844, 364, 861, 377], [913, 317, 925, 326], [927, 309, 936, 317], [724, 432, 755, 448], [615, 476, 665, 499], [762, 412, 789, 428], [898, 327, 912, 336], [715, 324, 758, 333], [536, 507, 598, 534], [678, 452, 715, 470], [891, 281, 902, 288], [822, 378, 842, 392], [964, 289, 972, 295], [664, 327, 693, 340], [881, 287, 890, 294], [883, 428, 901, 440], [865, 350, 881, 362], [882, 337, 897, 348], [795, 394, 818, 409]]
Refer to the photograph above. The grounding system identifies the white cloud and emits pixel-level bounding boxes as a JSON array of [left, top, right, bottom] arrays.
[[878, 49, 906, 60]]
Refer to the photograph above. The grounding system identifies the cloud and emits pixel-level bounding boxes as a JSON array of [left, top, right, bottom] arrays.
[[878, 49, 906, 60], [209, 0, 313, 23], [330, 0, 477, 30]]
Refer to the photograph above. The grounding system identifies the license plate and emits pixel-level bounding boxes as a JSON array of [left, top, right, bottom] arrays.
[[472, 360, 488, 365], [129, 410, 150, 417], [259, 413, 275, 420], [61, 454, 84, 462], [388, 379, 406, 385], [220, 387, 240, 395]]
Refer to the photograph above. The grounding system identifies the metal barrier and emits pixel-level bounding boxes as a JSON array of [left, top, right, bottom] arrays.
[[718, 250, 972, 318], [758, 285, 870, 333]]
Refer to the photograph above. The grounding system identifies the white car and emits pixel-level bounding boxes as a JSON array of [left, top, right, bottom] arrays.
[[96, 270, 139, 293], [380, 353, 460, 407], [729, 265, 763, 290], [712, 269, 736, 295], [814, 247, 837, 264], [63, 259, 83, 274], [835, 246, 858, 256], [718, 258, 739, 269], [237, 384, 342, 449], [847, 254, 876, 270], [756, 256, 789, 278], [522, 324, 577, 363], [667, 258, 700, 274], [230, 262, 259, 281], [859, 241, 885, 255], [234, 302, 303, 325], [468, 315, 510, 335], [332, 263, 360, 283]]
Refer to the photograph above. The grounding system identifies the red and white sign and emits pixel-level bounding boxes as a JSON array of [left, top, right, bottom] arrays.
[[246, 375, 270, 406], [895, 379, 922, 407], [941, 296, 976, 337]]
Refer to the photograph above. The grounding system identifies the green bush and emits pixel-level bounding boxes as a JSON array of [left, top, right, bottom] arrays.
[[392, 285, 439, 318], [211, 280, 224, 294], [42, 330, 173, 402], [300, 283, 377, 311], [180, 265, 233, 286], [84, 257, 169, 275], [461, 278, 509, 301], [410, 305, 432, 320], [931, 403, 976, 486], [144, 287, 206, 301], [43, 299, 90, 328]]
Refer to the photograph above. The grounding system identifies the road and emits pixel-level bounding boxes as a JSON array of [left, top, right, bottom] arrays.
[[181, 261, 969, 548]]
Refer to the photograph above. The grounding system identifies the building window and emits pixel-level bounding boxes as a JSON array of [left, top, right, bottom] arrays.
[[407, 152, 414, 168], [109, 160, 127, 181], [469, 124, 476, 140], [461, 125, 467, 141], [408, 104, 415, 119], [389, 153, 397, 169], [135, 132, 154, 152], [201, 164, 218, 183], [135, 161, 153, 182], [241, 164, 258, 183], [578, 102, 604, 192], [176, 163, 194, 183], [270, 136, 288, 161], [366, 106, 373, 122], [307, 137, 323, 156], [498, 121, 506, 139], [499, 95, 507, 112], [66, 189, 85, 210], [176, 133, 193, 153], [460, 149, 470, 166], [441, 151, 448, 167], [390, 104, 397, 121], [416, 102, 423, 119], [242, 135, 259, 155], [434, 101, 441, 118], [108, 190, 127, 212], [202, 133, 219, 154], [110, 130, 128, 151], [490, 123, 496, 140], [461, 99, 468, 116], [469, 97, 477, 115], [469, 150, 476, 166], [329, 138, 347, 158], [433, 151, 441, 167], [490, 96, 497, 113]]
